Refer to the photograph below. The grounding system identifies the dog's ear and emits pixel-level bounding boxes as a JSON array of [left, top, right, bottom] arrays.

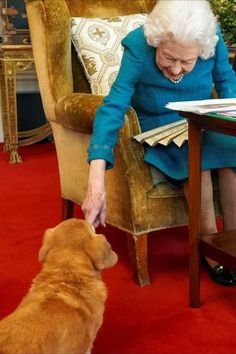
[[38, 228, 55, 262], [85, 235, 118, 270]]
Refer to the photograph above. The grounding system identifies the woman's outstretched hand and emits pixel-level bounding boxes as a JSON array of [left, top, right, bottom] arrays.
[[81, 159, 107, 228]]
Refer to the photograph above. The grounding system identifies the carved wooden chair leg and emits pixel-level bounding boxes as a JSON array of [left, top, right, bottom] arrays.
[[61, 198, 75, 220], [126, 232, 150, 287]]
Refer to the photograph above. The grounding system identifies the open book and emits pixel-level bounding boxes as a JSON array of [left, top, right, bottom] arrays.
[[133, 119, 188, 147]]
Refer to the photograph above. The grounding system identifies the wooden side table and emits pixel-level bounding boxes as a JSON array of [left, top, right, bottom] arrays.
[[182, 111, 236, 308], [0, 44, 51, 163]]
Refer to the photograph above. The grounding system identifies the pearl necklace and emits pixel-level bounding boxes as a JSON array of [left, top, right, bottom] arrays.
[[169, 74, 184, 84]]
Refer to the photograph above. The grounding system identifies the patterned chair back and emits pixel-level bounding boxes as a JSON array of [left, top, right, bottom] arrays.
[[65, 0, 156, 92]]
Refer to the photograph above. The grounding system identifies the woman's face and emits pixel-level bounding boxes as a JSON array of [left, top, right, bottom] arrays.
[[156, 39, 200, 82]]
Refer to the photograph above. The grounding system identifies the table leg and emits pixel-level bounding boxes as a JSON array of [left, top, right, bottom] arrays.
[[3, 60, 22, 163], [188, 121, 201, 307], [0, 60, 10, 152]]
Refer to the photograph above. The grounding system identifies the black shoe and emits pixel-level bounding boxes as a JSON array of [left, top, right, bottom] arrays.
[[202, 258, 236, 286]]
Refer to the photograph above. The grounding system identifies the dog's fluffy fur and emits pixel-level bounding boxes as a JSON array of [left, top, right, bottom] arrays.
[[0, 218, 118, 354]]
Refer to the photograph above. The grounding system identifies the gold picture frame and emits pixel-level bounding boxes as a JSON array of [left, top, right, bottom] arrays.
[[0, 0, 30, 44]]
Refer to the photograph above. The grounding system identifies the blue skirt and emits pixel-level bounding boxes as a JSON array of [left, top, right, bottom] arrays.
[[144, 131, 236, 182]]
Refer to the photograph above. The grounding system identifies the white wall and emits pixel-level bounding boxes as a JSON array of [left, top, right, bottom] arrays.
[[0, 65, 39, 142]]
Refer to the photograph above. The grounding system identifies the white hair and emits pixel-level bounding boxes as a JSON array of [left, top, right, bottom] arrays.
[[144, 0, 218, 59]]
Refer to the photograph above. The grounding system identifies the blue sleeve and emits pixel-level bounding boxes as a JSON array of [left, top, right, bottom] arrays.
[[87, 28, 145, 169], [213, 27, 236, 98]]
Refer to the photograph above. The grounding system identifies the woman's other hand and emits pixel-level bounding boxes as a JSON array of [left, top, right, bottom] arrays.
[[82, 159, 106, 228]]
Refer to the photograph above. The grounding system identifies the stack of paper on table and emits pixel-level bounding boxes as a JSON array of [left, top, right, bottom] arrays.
[[165, 98, 236, 116]]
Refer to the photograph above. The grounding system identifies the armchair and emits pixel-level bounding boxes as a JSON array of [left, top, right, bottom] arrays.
[[25, 0, 221, 287]]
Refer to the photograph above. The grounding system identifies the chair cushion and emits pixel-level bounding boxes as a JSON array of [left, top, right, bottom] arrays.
[[70, 14, 147, 95]]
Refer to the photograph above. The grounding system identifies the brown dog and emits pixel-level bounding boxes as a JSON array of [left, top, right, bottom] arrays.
[[0, 218, 118, 354]]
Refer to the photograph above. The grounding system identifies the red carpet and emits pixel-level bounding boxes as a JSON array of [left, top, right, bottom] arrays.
[[0, 142, 235, 354]]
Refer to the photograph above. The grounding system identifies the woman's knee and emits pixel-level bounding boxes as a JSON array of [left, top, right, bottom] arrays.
[[218, 167, 236, 180]]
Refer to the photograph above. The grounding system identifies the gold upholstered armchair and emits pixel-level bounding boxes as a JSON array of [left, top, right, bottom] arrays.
[[25, 0, 220, 287]]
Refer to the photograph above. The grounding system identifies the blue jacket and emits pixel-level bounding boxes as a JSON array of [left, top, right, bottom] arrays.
[[88, 26, 236, 180]]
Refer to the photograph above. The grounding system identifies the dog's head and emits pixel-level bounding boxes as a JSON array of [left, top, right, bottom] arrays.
[[39, 219, 118, 270]]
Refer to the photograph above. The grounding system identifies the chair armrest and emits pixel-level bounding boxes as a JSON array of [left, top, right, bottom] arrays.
[[55, 93, 153, 190], [117, 108, 153, 191], [55, 93, 104, 133]]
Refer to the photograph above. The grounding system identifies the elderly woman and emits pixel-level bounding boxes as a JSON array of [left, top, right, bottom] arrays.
[[82, 0, 236, 286]]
